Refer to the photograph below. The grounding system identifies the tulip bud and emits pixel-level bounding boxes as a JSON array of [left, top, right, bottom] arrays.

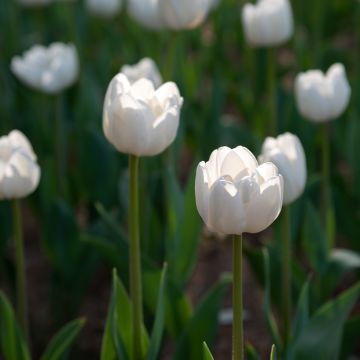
[[159, 0, 212, 30], [127, 0, 165, 30], [241, 0, 293, 47], [86, 0, 122, 18], [195, 146, 283, 235], [11, 43, 79, 95], [0, 131, 41, 200], [103, 73, 183, 157], [121, 58, 162, 88], [295, 63, 351, 122], [259, 133, 306, 205]]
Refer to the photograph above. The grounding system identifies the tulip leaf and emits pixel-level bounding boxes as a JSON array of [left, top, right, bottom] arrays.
[[174, 274, 231, 360], [0, 291, 30, 360], [40, 318, 85, 360], [101, 270, 149, 360], [202, 342, 215, 360], [270, 345, 277, 360], [245, 344, 261, 360], [340, 315, 360, 359], [292, 281, 360, 360], [262, 249, 282, 351], [146, 263, 167, 360]]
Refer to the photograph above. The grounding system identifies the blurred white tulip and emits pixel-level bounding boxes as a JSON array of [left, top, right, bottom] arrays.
[[103, 73, 183, 156], [259, 133, 306, 205], [159, 0, 212, 30], [121, 58, 162, 88], [195, 146, 283, 235], [11, 43, 79, 95], [127, 0, 165, 30], [295, 63, 351, 122], [242, 0, 293, 47], [0, 131, 40, 200], [86, 0, 122, 18]]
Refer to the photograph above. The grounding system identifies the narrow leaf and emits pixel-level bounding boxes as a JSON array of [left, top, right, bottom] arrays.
[[202, 342, 215, 360]]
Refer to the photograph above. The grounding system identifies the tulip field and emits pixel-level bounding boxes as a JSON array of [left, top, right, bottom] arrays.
[[1, 0, 360, 359]]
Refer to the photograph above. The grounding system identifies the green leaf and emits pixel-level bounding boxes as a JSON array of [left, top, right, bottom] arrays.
[[146, 263, 167, 360], [262, 249, 282, 351], [174, 274, 231, 360], [340, 315, 360, 359], [0, 291, 30, 360], [101, 270, 149, 360], [270, 345, 277, 360], [245, 344, 261, 360], [202, 342, 215, 360], [292, 281, 360, 360], [40, 318, 85, 360]]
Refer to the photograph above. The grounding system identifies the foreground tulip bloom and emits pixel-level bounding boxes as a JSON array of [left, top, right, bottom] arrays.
[[242, 0, 293, 47], [103, 73, 183, 156], [295, 63, 351, 122], [259, 133, 306, 205], [11, 43, 79, 94], [121, 58, 162, 88], [195, 146, 283, 235], [159, 0, 212, 30], [86, 0, 122, 17], [0, 130, 40, 200]]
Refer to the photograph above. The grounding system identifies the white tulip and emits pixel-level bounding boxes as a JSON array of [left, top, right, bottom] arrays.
[[242, 0, 293, 47], [127, 0, 165, 30], [295, 63, 351, 122], [121, 58, 162, 88], [259, 133, 306, 205], [86, 0, 122, 18], [103, 73, 183, 156], [0, 131, 40, 200], [11, 43, 79, 95], [195, 146, 283, 235], [159, 0, 212, 30]]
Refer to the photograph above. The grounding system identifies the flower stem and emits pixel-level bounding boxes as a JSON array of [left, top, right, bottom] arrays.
[[129, 155, 143, 360], [281, 205, 291, 349], [55, 95, 67, 198], [267, 48, 277, 136], [321, 124, 334, 253], [232, 234, 244, 360], [12, 200, 29, 341]]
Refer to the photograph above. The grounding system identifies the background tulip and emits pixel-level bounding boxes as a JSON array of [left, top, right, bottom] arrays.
[[86, 0, 122, 17], [295, 63, 351, 122], [103, 73, 183, 157], [11, 43, 79, 95], [242, 0, 293, 47], [0, 130, 40, 200], [195, 146, 283, 235], [127, 0, 165, 30], [121, 58, 162, 88], [259, 133, 306, 205], [159, 0, 212, 30]]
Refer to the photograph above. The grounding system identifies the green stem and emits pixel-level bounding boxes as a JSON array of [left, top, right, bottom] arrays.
[[232, 234, 244, 360], [129, 155, 143, 360], [267, 48, 277, 136], [321, 124, 334, 253], [55, 95, 67, 198], [281, 206, 291, 349], [12, 200, 29, 341]]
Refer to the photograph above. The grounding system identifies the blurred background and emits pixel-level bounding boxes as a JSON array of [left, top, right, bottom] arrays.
[[1, 0, 360, 359]]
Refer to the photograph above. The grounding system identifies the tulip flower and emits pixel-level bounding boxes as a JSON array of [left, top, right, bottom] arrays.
[[259, 133, 306, 205], [295, 63, 351, 123], [195, 146, 283, 235], [159, 0, 212, 30], [0, 130, 40, 200], [0, 130, 40, 340], [121, 58, 162, 88], [195, 146, 283, 360], [259, 132, 306, 346], [127, 0, 165, 30], [103, 73, 183, 157], [103, 72, 183, 360], [11, 43, 79, 95], [86, 0, 122, 18], [241, 0, 293, 47]]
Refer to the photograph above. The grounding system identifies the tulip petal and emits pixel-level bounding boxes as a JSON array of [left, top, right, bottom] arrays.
[[195, 162, 210, 224]]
